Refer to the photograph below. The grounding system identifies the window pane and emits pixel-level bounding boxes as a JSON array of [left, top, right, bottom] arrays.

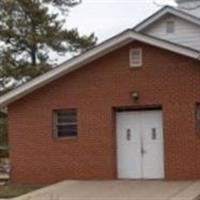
[[57, 125, 77, 137], [54, 109, 78, 138], [57, 110, 77, 124]]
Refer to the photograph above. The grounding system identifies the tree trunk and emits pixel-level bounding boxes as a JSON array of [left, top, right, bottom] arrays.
[[31, 46, 37, 66]]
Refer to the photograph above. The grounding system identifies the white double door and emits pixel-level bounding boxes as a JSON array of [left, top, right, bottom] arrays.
[[116, 110, 164, 179]]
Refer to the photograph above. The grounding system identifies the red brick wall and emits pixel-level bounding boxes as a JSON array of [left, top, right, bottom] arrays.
[[8, 41, 200, 183]]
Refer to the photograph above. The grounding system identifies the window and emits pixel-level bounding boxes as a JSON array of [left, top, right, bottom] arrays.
[[54, 109, 77, 138], [196, 104, 200, 133], [129, 48, 142, 67], [166, 21, 175, 34]]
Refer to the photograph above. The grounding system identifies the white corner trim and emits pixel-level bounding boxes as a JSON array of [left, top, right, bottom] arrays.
[[0, 30, 199, 107], [134, 6, 200, 32]]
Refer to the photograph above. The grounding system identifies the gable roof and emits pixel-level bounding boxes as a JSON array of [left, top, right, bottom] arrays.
[[134, 6, 200, 32], [0, 30, 199, 108]]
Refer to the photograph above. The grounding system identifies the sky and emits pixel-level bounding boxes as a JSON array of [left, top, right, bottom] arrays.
[[66, 0, 177, 42], [55, 0, 177, 63]]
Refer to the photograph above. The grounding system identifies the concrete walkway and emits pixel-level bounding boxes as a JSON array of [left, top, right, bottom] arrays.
[[9, 180, 200, 200]]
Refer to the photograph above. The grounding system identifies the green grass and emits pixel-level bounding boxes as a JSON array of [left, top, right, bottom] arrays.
[[0, 183, 46, 198]]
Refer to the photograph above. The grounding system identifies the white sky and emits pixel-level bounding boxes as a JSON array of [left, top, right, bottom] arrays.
[[55, 0, 177, 63], [66, 0, 177, 42]]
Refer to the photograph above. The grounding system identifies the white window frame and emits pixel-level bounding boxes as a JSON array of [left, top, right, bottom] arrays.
[[129, 48, 143, 68]]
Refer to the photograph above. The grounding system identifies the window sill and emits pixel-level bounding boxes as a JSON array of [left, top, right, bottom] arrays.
[[53, 136, 78, 141]]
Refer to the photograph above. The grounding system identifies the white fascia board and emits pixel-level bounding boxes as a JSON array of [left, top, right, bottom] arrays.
[[0, 30, 134, 107], [135, 7, 200, 32]]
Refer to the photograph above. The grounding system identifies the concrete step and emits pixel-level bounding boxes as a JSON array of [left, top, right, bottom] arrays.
[[170, 181, 200, 200]]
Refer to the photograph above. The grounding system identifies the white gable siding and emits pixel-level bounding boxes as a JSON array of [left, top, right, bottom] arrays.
[[176, 0, 200, 18], [142, 14, 200, 50]]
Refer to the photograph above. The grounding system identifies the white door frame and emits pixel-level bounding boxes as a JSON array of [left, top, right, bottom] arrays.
[[115, 109, 165, 179]]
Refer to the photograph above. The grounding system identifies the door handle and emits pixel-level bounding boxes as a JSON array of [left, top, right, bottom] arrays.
[[151, 128, 157, 140], [141, 147, 147, 155], [126, 129, 131, 141]]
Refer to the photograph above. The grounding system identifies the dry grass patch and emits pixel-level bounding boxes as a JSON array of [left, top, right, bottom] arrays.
[[0, 183, 46, 198]]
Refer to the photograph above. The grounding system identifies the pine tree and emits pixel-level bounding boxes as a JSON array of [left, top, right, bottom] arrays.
[[0, 0, 97, 93]]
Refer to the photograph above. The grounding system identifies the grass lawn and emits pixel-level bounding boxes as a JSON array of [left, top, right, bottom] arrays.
[[0, 183, 46, 198]]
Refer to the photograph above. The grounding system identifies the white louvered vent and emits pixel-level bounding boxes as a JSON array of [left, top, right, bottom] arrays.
[[166, 21, 175, 34], [129, 48, 142, 67]]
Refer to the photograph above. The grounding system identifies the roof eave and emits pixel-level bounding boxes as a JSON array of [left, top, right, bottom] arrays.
[[0, 30, 199, 108], [0, 30, 134, 108]]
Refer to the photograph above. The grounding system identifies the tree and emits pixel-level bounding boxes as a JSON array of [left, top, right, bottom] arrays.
[[0, 0, 97, 93]]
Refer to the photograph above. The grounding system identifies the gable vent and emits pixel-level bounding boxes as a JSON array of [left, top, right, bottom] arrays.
[[166, 21, 175, 34], [129, 48, 143, 67]]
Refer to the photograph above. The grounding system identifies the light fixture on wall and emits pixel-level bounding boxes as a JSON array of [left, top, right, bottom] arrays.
[[130, 91, 140, 102]]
